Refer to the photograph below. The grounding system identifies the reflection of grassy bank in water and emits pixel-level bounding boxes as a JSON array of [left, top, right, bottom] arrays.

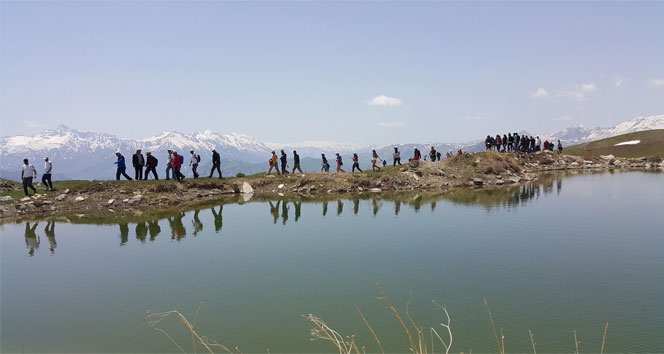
[[146, 281, 610, 354]]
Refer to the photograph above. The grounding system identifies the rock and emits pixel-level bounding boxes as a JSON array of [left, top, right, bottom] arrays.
[[408, 160, 420, 168], [128, 195, 142, 204], [75, 196, 85, 202], [241, 182, 254, 194], [42, 200, 53, 205], [496, 180, 504, 185], [278, 184, 285, 189], [569, 162, 579, 167], [357, 187, 363, 191], [508, 177, 521, 184], [0, 196, 13, 202], [278, 192, 284, 196], [64, 189, 71, 194], [600, 154, 616, 161], [20, 197, 31, 202], [369, 188, 382, 192], [583, 160, 594, 164], [55, 194, 67, 201], [265, 174, 276, 178], [122, 198, 130, 203], [108, 199, 115, 205], [472, 178, 484, 186]]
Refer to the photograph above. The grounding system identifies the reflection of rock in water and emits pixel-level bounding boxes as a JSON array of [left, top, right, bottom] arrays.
[[25, 222, 39, 256], [148, 219, 161, 241], [44, 221, 56, 254], [211, 206, 223, 233]]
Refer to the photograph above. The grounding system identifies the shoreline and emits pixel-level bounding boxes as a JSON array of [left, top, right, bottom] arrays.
[[1, 151, 662, 223]]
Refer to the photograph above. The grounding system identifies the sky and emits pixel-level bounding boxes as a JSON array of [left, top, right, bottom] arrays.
[[1, 1, 663, 145]]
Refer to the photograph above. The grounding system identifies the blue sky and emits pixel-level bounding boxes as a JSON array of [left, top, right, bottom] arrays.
[[1, 1, 663, 144]]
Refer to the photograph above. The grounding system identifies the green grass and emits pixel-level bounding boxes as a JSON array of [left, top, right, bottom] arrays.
[[564, 130, 664, 158]]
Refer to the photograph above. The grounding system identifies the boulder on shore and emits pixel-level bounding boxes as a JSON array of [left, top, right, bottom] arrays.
[[241, 182, 254, 194]]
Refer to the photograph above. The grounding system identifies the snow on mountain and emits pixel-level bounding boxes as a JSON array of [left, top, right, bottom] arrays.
[[549, 115, 664, 144]]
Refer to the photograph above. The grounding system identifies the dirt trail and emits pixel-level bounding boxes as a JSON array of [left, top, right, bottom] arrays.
[[1, 151, 662, 221]]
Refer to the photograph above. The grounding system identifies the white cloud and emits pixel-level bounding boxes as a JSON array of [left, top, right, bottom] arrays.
[[556, 116, 572, 122], [614, 76, 627, 88], [557, 82, 597, 102], [368, 95, 403, 106], [461, 115, 493, 121], [649, 78, 664, 88], [24, 120, 44, 129], [530, 88, 549, 99], [377, 121, 404, 128]]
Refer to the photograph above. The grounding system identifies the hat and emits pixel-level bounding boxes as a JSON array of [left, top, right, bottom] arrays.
[[190, 150, 194, 153], [44, 156, 49, 160], [146, 152, 152, 155]]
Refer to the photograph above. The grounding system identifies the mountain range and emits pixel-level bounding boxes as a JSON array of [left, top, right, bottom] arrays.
[[1, 114, 662, 181]]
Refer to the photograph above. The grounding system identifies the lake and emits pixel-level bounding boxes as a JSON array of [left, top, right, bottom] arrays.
[[1, 171, 663, 353]]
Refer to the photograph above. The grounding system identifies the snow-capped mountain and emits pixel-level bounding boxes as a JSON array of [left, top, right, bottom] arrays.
[[549, 115, 664, 144]]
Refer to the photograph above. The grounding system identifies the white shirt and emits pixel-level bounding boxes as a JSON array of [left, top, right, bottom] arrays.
[[536, 138, 541, 147], [44, 161, 52, 174], [22, 164, 37, 178], [190, 153, 198, 165]]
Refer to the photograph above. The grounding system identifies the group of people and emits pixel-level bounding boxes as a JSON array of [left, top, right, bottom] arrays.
[[21, 157, 54, 196], [485, 133, 563, 154], [265, 146, 461, 175], [114, 148, 223, 182]]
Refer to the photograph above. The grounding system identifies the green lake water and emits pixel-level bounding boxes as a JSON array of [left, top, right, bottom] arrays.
[[1, 171, 663, 353]]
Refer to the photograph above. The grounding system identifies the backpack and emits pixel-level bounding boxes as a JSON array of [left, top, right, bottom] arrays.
[[196, 154, 201, 163], [153, 157, 159, 167], [179, 154, 184, 164]]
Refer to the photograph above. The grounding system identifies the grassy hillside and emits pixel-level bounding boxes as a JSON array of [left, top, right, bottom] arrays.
[[565, 129, 664, 158]]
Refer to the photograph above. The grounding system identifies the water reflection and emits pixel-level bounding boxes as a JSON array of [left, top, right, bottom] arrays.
[[11, 173, 576, 255]]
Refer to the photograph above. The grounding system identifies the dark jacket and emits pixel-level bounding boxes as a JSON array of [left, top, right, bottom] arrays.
[[132, 153, 144, 167], [146, 155, 158, 167], [212, 151, 221, 165], [293, 153, 300, 164]]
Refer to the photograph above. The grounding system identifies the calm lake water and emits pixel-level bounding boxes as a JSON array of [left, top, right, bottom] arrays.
[[1, 171, 663, 353]]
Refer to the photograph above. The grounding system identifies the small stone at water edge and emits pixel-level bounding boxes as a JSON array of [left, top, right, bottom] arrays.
[[108, 199, 115, 205], [75, 196, 85, 202], [278, 184, 284, 189], [64, 189, 71, 194]]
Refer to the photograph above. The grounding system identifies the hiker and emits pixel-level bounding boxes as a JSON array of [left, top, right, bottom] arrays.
[[42, 157, 54, 191], [557, 140, 563, 154], [321, 153, 330, 172], [335, 153, 345, 172], [352, 153, 362, 172], [543, 140, 550, 151], [457, 149, 463, 155], [114, 152, 132, 180], [189, 150, 200, 179], [437, 152, 442, 161], [495, 135, 502, 152], [267, 151, 280, 175], [429, 146, 437, 161], [208, 149, 222, 178], [535, 136, 541, 152], [371, 150, 382, 171], [292, 150, 303, 174], [280, 150, 289, 174], [530, 136, 536, 152], [144, 152, 159, 180], [393, 147, 401, 166], [485, 135, 492, 151], [132, 149, 145, 180], [502, 134, 508, 152], [165, 150, 173, 180], [410, 148, 421, 162], [507, 134, 514, 152], [172, 150, 183, 182], [514, 133, 520, 151], [21, 159, 38, 196]]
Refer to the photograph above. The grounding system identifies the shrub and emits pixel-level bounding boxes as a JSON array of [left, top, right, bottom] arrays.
[[236, 172, 246, 178]]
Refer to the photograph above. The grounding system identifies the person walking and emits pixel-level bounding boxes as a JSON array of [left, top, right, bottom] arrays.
[[21, 159, 38, 196], [535, 136, 542, 152], [114, 152, 132, 181], [280, 150, 289, 174], [144, 152, 159, 180], [320, 153, 330, 172], [132, 149, 145, 180], [291, 150, 303, 174], [352, 153, 362, 172], [208, 149, 222, 178], [267, 151, 280, 175], [172, 150, 183, 182], [371, 150, 382, 171], [42, 157, 54, 191], [165, 150, 173, 180], [393, 147, 401, 166], [429, 146, 437, 161], [557, 140, 563, 154], [335, 153, 345, 172], [189, 150, 200, 179]]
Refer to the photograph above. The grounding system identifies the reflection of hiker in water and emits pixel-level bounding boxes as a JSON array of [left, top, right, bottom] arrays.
[[372, 199, 380, 216], [353, 198, 359, 215], [211, 206, 223, 233], [148, 219, 161, 241], [281, 200, 289, 225], [269, 201, 280, 224], [293, 201, 301, 222], [394, 201, 401, 216], [322, 201, 328, 217], [44, 220, 56, 254], [192, 210, 203, 236], [136, 222, 147, 243], [168, 212, 187, 240], [119, 222, 129, 245], [25, 222, 40, 256], [431, 201, 437, 213], [337, 200, 343, 216], [556, 175, 563, 195]]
